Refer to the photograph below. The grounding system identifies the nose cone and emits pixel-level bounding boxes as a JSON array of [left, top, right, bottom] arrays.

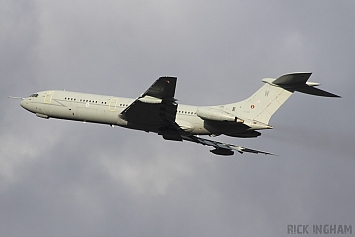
[[20, 99, 25, 108], [20, 99, 29, 110]]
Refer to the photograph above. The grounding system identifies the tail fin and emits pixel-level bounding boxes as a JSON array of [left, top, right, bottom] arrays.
[[230, 72, 340, 124]]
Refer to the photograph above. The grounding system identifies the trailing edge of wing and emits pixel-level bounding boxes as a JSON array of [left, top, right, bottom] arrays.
[[181, 135, 275, 156]]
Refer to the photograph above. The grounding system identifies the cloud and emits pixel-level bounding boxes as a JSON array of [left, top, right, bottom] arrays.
[[1, 1, 355, 236]]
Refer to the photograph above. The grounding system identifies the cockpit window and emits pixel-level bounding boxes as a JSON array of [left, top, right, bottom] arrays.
[[29, 94, 38, 97]]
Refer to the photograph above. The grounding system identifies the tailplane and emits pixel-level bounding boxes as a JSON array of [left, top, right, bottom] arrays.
[[229, 72, 340, 125]]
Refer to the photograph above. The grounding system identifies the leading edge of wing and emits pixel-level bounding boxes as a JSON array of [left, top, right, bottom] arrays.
[[182, 135, 275, 156]]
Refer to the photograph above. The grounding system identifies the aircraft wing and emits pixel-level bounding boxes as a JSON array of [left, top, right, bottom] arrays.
[[182, 135, 275, 156], [120, 76, 183, 140], [120, 77, 274, 155]]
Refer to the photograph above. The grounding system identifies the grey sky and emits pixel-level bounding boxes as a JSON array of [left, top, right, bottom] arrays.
[[1, 1, 354, 236]]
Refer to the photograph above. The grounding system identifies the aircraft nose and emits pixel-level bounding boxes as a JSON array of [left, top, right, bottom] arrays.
[[20, 99, 28, 109]]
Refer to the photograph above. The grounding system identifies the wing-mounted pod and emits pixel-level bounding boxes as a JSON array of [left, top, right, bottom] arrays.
[[196, 107, 244, 123], [225, 130, 262, 138]]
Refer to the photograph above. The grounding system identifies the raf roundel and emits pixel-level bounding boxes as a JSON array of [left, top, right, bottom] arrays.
[[85, 102, 90, 108]]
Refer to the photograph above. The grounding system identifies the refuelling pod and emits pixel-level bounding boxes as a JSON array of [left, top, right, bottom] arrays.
[[196, 107, 244, 123], [225, 130, 261, 138], [210, 148, 234, 156]]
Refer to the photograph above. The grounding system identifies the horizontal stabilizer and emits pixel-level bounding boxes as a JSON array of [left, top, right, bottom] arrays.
[[294, 86, 341, 97], [263, 72, 341, 97], [272, 72, 312, 85]]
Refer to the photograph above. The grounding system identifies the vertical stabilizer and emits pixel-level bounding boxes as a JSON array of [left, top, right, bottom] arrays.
[[230, 82, 293, 124], [226, 72, 339, 125]]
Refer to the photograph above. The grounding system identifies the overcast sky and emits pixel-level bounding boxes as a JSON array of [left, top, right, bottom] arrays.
[[1, 1, 355, 236]]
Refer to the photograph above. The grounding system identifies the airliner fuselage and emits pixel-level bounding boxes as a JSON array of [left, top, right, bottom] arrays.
[[20, 90, 209, 135], [18, 73, 339, 155]]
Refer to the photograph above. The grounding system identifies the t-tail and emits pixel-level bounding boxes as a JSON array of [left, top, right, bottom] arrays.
[[228, 72, 340, 125]]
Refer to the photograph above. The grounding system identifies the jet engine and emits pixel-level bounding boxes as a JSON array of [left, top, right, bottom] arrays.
[[196, 107, 244, 123]]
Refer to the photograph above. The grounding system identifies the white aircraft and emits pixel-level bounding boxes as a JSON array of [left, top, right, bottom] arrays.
[[17, 72, 339, 155]]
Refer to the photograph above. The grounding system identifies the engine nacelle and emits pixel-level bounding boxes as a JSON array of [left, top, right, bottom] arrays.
[[196, 107, 243, 122]]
